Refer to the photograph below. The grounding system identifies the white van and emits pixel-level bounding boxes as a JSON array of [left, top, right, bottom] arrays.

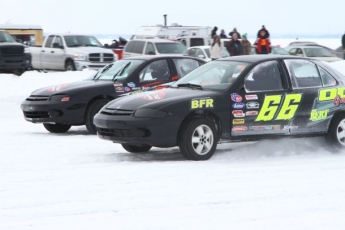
[[123, 39, 188, 58]]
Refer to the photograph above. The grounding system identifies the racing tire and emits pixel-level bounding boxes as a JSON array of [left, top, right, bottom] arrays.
[[65, 60, 75, 71], [85, 99, 108, 134], [121, 144, 152, 153], [325, 113, 345, 151], [43, 123, 71, 133], [179, 117, 218, 160]]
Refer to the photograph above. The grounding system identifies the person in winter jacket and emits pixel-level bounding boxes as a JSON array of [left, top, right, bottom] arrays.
[[241, 33, 252, 55], [227, 33, 243, 56], [220, 29, 227, 38], [254, 30, 271, 54], [211, 26, 218, 38], [342, 32, 345, 59], [210, 35, 223, 60], [257, 25, 270, 38], [229, 28, 241, 39]]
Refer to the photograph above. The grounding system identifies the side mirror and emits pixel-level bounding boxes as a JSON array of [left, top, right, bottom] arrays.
[[52, 43, 63, 49], [198, 54, 205, 59], [148, 51, 156, 55]]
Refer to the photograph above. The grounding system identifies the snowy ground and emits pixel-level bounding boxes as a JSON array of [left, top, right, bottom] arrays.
[[1, 62, 345, 230]]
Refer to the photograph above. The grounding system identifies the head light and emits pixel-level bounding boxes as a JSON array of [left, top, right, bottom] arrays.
[[74, 54, 87, 61]]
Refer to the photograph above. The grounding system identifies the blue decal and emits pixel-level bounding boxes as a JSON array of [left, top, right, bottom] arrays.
[[128, 82, 136, 88], [231, 93, 242, 102], [232, 103, 246, 109]]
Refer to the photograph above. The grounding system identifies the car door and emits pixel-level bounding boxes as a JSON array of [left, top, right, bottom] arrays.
[[231, 60, 291, 136], [41, 35, 55, 69], [50, 36, 65, 70], [283, 59, 335, 134]]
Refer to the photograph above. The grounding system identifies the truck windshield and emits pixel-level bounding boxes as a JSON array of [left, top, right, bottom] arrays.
[[64, 35, 103, 47], [0, 31, 16, 43], [90, 59, 145, 81]]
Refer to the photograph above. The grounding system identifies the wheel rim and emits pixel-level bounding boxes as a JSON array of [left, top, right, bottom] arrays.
[[191, 124, 214, 155], [66, 64, 73, 71], [337, 119, 345, 146]]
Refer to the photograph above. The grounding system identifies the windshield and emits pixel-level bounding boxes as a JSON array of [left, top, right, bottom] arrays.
[[271, 47, 289, 55], [172, 61, 249, 90], [304, 47, 333, 57], [0, 31, 16, 43], [90, 59, 145, 81], [64, 35, 103, 47], [205, 48, 211, 58], [155, 43, 187, 54]]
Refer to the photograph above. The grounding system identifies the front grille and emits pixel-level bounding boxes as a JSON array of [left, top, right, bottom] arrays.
[[5, 60, 23, 63], [100, 108, 133, 116], [88, 53, 114, 62], [0, 46, 24, 55], [98, 128, 133, 137], [24, 111, 50, 119], [26, 95, 50, 101]]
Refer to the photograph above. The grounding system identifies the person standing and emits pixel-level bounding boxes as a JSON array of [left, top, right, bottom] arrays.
[[241, 33, 252, 55], [227, 33, 243, 56], [342, 32, 345, 59], [210, 35, 222, 60], [220, 29, 227, 38], [229, 28, 241, 39], [254, 30, 271, 54], [257, 25, 270, 38], [211, 26, 218, 38]]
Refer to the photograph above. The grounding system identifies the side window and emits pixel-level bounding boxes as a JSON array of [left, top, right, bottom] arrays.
[[195, 48, 204, 58], [188, 48, 197, 57], [173, 58, 200, 77], [318, 66, 337, 87], [53, 36, 63, 47], [44, 35, 54, 48], [145, 42, 155, 54], [190, 38, 205, 47], [132, 41, 145, 54], [139, 59, 171, 81], [124, 41, 134, 52], [289, 48, 297, 55], [296, 48, 303, 55], [284, 59, 322, 88], [244, 60, 283, 92]]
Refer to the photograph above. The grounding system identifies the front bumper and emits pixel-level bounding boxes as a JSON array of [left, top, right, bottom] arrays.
[[21, 99, 87, 125], [74, 61, 113, 71], [0, 53, 31, 70], [94, 112, 182, 147]]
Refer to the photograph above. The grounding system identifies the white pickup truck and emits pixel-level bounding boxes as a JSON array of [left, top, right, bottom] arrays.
[[30, 34, 118, 71]]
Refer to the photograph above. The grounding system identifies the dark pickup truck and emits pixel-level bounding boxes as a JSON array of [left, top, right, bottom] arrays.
[[0, 30, 31, 75]]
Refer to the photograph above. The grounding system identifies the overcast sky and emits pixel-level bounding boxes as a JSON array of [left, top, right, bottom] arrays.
[[1, 0, 345, 37]]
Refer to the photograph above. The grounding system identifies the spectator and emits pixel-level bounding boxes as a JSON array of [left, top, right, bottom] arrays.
[[109, 39, 119, 48], [227, 33, 243, 56], [342, 32, 345, 59], [241, 33, 252, 55], [229, 28, 241, 39], [211, 26, 218, 38], [257, 25, 270, 38], [210, 35, 222, 60], [254, 30, 271, 54], [220, 29, 227, 38]]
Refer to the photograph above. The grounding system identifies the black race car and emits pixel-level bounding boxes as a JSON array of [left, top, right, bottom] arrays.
[[21, 55, 205, 134], [94, 55, 345, 160]]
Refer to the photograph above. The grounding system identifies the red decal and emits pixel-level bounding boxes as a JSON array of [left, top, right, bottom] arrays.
[[232, 126, 248, 132], [138, 90, 166, 101], [142, 81, 164, 87]]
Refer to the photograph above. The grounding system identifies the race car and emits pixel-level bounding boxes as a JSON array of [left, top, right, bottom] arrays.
[[21, 55, 205, 134], [94, 55, 345, 160]]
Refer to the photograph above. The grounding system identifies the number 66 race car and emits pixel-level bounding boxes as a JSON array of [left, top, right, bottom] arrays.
[[94, 55, 345, 160]]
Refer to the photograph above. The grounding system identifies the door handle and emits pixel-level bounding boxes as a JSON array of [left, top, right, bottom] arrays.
[[51, 51, 54, 53]]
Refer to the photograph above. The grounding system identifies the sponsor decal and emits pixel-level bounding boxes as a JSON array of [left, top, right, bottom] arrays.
[[282, 125, 298, 130], [245, 111, 258, 116], [333, 95, 345, 106], [232, 103, 245, 109], [114, 83, 123, 87], [47, 83, 69, 92], [245, 94, 258, 100], [246, 101, 260, 109], [124, 87, 131, 92], [232, 110, 245, 117], [115, 86, 124, 92], [231, 93, 242, 102], [127, 82, 136, 88], [249, 125, 281, 131], [138, 90, 166, 101], [318, 87, 345, 106], [191, 97, 214, 109], [310, 109, 329, 121], [233, 119, 245, 124], [132, 87, 141, 90], [232, 126, 248, 132]]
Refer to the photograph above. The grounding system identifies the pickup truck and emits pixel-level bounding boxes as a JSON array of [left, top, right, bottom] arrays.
[[30, 34, 118, 71], [0, 30, 32, 75]]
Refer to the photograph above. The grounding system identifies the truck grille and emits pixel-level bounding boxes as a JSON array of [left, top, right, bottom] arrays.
[[24, 111, 50, 119], [88, 53, 114, 62], [0, 46, 24, 55], [26, 95, 50, 101], [100, 108, 133, 116]]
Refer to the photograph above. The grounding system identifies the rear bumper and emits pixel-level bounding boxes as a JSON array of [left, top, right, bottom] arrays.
[[0, 53, 32, 70]]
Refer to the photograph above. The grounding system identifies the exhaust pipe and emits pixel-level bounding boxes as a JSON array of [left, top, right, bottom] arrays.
[[163, 14, 167, 27]]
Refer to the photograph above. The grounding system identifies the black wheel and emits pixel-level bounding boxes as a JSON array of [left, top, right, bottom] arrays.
[[325, 113, 345, 151], [65, 60, 75, 71], [43, 123, 71, 133], [85, 100, 108, 134], [121, 144, 152, 153], [179, 117, 218, 160]]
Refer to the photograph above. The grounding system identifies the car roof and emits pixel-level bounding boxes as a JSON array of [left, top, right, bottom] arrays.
[[218, 54, 315, 62], [121, 55, 205, 61], [290, 46, 325, 49]]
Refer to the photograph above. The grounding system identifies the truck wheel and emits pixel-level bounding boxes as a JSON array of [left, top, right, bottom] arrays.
[[43, 123, 71, 133], [325, 113, 345, 151], [121, 144, 152, 153], [65, 61, 75, 71], [85, 100, 108, 134], [179, 118, 217, 160]]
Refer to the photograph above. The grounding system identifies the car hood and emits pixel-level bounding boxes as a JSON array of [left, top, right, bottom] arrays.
[[30, 80, 113, 96], [0, 42, 25, 47], [68, 47, 114, 54], [105, 87, 220, 111]]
